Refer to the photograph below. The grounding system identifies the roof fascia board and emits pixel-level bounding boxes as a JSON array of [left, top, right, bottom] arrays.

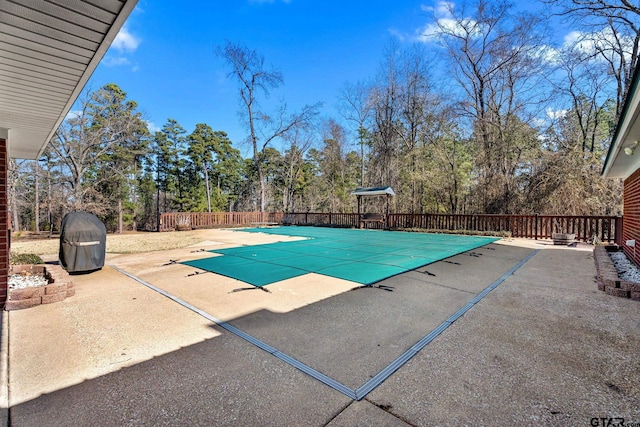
[[603, 64, 640, 177], [35, 0, 139, 159]]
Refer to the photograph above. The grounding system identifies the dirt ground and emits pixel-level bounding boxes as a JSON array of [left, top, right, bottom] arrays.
[[10, 230, 208, 257]]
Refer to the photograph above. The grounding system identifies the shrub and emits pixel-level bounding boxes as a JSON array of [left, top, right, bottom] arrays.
[[10, 252, 44, 265]]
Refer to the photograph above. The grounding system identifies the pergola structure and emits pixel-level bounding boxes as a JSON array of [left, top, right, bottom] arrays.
[[351, 186, 395, 229], [0, 0, 138, 305]]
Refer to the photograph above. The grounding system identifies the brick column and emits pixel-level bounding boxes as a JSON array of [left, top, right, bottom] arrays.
[[0, 138, 7, 306]]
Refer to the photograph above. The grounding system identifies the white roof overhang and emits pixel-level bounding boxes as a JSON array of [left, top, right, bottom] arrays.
[[0, 0, 138, 160], [603, 65, 640, 179]]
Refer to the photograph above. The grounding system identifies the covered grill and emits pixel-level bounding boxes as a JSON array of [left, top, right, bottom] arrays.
[[59, 212, 107, 273]]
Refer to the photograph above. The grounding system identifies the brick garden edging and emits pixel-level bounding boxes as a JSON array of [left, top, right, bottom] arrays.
[[593, 245, 640, 301], [6, 264, 75, 310]]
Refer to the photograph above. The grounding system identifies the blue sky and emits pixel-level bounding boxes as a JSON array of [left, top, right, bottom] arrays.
[[86, 0, 560, 155]]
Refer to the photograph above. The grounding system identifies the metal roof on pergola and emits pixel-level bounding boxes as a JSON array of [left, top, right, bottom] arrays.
[[0, 0, 138, 160], [351, 186, 395, 197]]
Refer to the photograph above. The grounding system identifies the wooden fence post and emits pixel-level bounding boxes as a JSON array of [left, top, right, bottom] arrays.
[[615, 216, 623, 245]]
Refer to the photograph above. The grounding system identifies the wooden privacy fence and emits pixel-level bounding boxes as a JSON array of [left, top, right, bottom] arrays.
[[160, 211, 621, 243], [160, 211, 284, 231], [388, 213, 621, 243]]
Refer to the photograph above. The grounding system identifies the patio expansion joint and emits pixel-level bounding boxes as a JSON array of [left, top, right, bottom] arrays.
[[109, 264, 358, 401], [354, 248, 540, 400], [108, 248, 539, 403], [414, 278, 478, 295], [401, 271, 477, 294]]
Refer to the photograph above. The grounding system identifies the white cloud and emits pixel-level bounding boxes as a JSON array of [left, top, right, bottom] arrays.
[[388, 27, 407, 42], [112, 26, 140, 53], [560, 28, 634, 63], [531, 44, 561, 64], [532, 118, 547, 129], [421, 1, 454, 17], [533, 32, 585, 65], [65, 110, 82, 120], [101, 55, 139, 72], [563, 30, 597, 55], [103, 26, 140, 71], [534, 27, 634, 66], [146, 121, 161, 133], [546, 108, 567, 120], [103, 57, 131, 67], [415, 22, 441, 42], [414, 1, 479, 43], [563, 31, 582, 47]]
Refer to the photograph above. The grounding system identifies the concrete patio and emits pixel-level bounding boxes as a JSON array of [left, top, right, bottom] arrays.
[[2, 229, 639, 426]]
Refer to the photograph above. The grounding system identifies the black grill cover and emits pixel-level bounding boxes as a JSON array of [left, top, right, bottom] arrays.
[[59, 212, 106, 273]]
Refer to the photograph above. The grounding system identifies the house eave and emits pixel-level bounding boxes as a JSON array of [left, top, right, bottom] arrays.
[[0, 0, 139, 160], [603, 64, 640, 180]]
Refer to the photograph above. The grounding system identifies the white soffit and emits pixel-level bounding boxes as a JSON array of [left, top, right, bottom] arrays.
[[0, 0, 138, 159], [602, 66, 640, 179]]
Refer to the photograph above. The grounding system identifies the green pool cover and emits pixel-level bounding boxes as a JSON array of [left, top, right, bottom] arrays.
[[182, 227, 499, 287]]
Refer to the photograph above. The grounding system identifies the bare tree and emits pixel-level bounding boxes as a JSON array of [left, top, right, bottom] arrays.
[[338, 81, 373, 186], [394, 44, 438, 213], [369, 40, 404, 192], [551, 44, 612, 153], [433, 0, 547, 213], [217, 41, 320, 212], [279, 127, 315, 212], [544, 0, 640, 117]]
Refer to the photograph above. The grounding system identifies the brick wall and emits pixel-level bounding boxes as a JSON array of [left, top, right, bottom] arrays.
[[0, 138, 7, 306], [594, 245, 640, 300], [623, 168, 640, 266], [6, 264, 74, 310]]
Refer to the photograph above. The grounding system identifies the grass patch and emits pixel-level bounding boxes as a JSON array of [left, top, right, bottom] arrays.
[[10, 231, 205, 256]]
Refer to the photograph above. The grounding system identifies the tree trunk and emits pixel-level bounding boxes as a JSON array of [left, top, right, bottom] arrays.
[[34, 161, 40, 233], [10, 175, 19, 232], [204, 165, 211, 213], [47, 169, 52, 235], [132, 163, 137, 231], [360, 130, 365, 186], [259, 174, 266, 212], [12, 206, 19, 233], [118, 198, 123, 233]]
